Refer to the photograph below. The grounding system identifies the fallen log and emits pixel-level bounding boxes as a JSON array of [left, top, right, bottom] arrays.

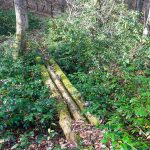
[[39, 64, 77, 145], [47, 65, 85, 121], [36, 56, 103, 148], [47, 58, 99, 125]]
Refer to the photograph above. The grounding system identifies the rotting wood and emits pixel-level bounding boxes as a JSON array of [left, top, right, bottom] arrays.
[[46, 64, 85, 121], [38, 63, 77, 145], [46, 58, 99, 125]]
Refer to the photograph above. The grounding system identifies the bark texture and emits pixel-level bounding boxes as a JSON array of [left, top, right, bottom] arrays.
[[136, 0, 144, 12], [13, 0, 28, 58], [47, 65, 84, 121], [39, 63, 77, 145], [143, 6, 150, 36], [47, 58, 99, 125]]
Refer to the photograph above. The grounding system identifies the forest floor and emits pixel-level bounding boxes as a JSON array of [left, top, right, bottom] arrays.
[[0, 6, 149, 149], [0, 31, 108, 150]]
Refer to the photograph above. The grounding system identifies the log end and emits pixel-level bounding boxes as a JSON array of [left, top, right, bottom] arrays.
[[86, 112, 99, 125]]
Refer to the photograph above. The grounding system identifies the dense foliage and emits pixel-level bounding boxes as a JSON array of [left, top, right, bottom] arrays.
[[45, 2, 150, 149], [0, 46, 57, 149], [0, 0, 150, 149], [0, 9, 42, 36]]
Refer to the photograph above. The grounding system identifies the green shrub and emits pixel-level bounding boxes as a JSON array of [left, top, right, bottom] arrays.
[[45, 2, 150, 149], [0, 9, 15, 36], [0, 9, 43, 36], [0, 47, 56, 149]]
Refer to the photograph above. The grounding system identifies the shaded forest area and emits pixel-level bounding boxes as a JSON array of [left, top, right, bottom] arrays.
[[0, 0, 66, 16], [0, 0, 149, 17], [0, 0, 150, 149]]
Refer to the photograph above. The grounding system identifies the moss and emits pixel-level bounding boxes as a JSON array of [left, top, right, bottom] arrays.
[[48, 58, 99, 125], [40, 65, 50, 81], [39, 64, 76, 144]]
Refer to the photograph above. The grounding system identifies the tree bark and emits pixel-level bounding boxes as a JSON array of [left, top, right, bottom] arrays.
[[13, 0, 28, 59], [136, 0, 144, 12], [39, 63, 77, 145], [59, 0, 66, 12], [143, 6, 150, 36], [47, 65, 85, 121], [127, 0, 134, 9], [47, 58, 99, 125]]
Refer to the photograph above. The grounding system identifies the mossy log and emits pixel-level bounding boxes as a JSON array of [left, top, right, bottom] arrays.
[[40, 64, 77, 144], [47, 65, 85, 121], [47, 58, 99, 125]]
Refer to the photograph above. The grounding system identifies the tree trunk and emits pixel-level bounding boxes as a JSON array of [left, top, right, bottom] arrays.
[[136, 0, 144, 12], [127, 0, 134, 9], [144, 2, 150, 20], [13, 0, 28, 59], [143, 6, 150, 36], [59, 0, 66, 12]]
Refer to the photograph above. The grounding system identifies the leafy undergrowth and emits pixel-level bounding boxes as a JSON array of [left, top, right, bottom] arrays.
[[0, 47, 61, 149], [0, 2, 150, 149], [45, 2, 150, 149], [0, 43, 109, 150], [0, 9, 46, 36]]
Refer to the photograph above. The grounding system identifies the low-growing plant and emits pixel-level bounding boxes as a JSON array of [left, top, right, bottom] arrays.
[[0, 47, 57, 149], [0, 9, 44, 36], [45, 1, 150, 149]]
